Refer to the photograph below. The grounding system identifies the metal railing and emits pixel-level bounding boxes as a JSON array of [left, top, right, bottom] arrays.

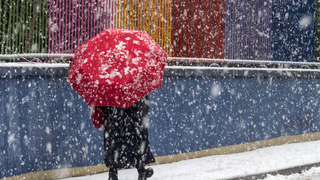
[[1, 53, 320, 69]]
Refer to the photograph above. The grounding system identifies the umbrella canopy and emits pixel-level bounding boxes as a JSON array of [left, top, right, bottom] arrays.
[[67, 29, 167, 108]]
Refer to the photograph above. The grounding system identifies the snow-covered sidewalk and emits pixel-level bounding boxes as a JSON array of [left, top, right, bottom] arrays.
[[61, 140, 320, 180]]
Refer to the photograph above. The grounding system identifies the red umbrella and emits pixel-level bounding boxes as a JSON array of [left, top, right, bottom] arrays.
[[67, 29, 167, 108]]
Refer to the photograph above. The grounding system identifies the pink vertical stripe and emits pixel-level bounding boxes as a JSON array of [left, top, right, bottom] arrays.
[[92, 0, 94, 38], [54, 0, 58, 53], [49, 0, 113, 53], [58, 0, 61, 53], [78, 0, 80, 48], [108, 0, 111, 29], [99, 0, 102, 32], [107, 1, 109, 29], [62, 0, 65, 53], [91, 0, 94, 38], [48, 0, 51, 53], [111, 0, 114, 28], [71, 0, 74, 52], [68, 0, 71, 53], [81, 0, 84, 44], [109, 0, 111, 29], [52, 0, 55, 53]]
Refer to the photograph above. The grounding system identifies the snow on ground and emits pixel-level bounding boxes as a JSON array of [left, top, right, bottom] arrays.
[[61, 140, 320, 180]]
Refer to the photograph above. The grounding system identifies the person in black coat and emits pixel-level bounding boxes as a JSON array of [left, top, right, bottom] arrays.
[[104, 96, 155, 180]]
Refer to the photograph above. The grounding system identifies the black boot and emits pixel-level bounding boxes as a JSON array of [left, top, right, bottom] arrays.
[[108, 168, 118, 180], [137, 167, 154, 180]]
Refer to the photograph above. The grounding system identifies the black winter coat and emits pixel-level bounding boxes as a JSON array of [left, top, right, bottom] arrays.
[[103, 96, 155, 169]]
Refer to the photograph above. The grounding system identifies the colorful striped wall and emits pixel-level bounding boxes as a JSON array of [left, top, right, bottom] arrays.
[[0, 0, 319, 62], [173, 0, 317, 62]]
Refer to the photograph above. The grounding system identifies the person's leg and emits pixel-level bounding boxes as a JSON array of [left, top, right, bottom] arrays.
[[108, 167, 118, 180], [136, 164, 153, 180]]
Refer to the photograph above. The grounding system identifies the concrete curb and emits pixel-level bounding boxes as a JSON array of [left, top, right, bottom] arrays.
[[228, 162, 320, 180]]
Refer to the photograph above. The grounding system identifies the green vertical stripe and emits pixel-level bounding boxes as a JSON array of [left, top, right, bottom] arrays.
[[7, 0, 13, 53], [37, 0, 41, 53], [21, 0, 26, 54], [3, 0, 9, 54], [14, 0, 19, 53], [1, 0, 7, 54], [18, 0, 23, 54], [26, 0, 32, 53], [0, 0, 49, 55], [33, 0, 37, 52], [44, 0, 48, 53], [43, 0, 48, 53]]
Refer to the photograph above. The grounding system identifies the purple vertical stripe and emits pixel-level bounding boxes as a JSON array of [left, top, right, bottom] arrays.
[[58, 0, 61, 53], [68, 0, 71, 53], [81, 0, 85, 45], [78, 0, 81, 47], [224, 0, 272, 60], [91, 0, 94, 38], [100, 1, 103, 31]]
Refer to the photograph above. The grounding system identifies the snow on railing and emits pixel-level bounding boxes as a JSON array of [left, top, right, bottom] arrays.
[[1, 54, 320, 67], [0, 53, 74, 59], [168, 57, 320, 67]]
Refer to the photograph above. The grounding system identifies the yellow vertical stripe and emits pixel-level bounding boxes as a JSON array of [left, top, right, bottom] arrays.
[[114, 0, 171, 56]]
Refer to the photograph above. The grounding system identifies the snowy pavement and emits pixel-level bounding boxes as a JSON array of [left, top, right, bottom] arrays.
[[61, 140, 320, 180]]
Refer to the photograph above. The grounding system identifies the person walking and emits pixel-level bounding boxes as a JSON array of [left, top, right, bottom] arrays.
[[90, 96, 155, 180]]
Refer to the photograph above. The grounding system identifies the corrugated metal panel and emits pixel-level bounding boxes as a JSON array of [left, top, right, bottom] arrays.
[[48, 0, 114, 54], [225, 0, 272, 60], [171, 0, 224, 59], [0, 0, 49, 54], [114, 0, 172, 56], [272, 0, 316, 62]]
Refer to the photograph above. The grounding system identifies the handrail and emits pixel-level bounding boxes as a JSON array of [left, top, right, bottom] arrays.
[[1, 54, 320, 67], [167, 57, 320, 66], [0, 53, 74, 59]]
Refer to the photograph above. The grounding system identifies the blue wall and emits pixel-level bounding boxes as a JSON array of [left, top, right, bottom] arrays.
[[1, 66, 320, 178]]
